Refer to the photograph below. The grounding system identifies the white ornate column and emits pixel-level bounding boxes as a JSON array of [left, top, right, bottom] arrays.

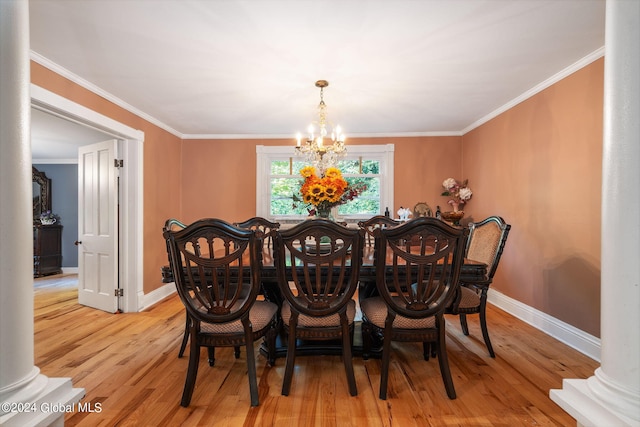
[[550, 0, 640, 426], [0, 1, 83, 426]]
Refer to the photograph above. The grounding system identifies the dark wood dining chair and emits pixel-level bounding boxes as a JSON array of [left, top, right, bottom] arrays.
[[360, 217, 469, 400], [273, 219, 365, 396], [164, 218, 278, 407], [446, 215, 511, 357], [163, 218, 192, 358], [234, 216, 281, 248], [358, 215, 400, 247], [357, 215, 401, 303]]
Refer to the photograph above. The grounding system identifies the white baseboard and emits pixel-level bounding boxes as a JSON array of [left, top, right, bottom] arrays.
[[61, 267, 78, 274], [139, 282, 176, 311], [488, 289, 601, 362]]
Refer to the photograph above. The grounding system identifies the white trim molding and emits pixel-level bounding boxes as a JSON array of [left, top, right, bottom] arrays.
[[139, 283, 176, 312], [488, 289, 600, 362], [31, 84, 145, 314], [461, 47, 605, 135], [256, 144, 394, 221]]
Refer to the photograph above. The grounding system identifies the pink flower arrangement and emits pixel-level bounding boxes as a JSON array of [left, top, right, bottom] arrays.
[[441, 178, 472, 211]]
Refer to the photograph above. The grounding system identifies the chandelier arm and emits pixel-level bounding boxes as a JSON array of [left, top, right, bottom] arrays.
[[294, 80, 347, 172]]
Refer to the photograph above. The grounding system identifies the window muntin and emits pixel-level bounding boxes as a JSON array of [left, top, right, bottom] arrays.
[[256, 145, 394, 221]]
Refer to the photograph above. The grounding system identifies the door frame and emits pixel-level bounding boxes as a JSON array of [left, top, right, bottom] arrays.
[[31, 84, 144, 313]]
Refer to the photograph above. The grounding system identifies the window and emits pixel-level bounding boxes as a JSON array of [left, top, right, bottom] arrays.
[[256, 145, 394, 222]]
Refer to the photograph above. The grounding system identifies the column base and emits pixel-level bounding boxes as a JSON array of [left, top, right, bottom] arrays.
[[550, 378, 640, 427], [0, 375, 84, 427]]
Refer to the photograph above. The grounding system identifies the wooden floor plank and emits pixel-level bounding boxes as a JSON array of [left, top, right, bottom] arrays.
[[32, 274, 598, 426]]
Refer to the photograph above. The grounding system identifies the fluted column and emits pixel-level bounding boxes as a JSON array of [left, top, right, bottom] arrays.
[[0, 1, 83, 426], [550, 0, 640, 425]]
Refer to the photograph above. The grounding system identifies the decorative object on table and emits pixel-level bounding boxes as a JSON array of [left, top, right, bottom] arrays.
[[397, 207, 412, 221], [294, 80, 347, 173], [441, 178, 472, 225], [39, 210, 59, 225], [292, 166, 366, 219], [436, 205, 442, 219], [413, 202, 433, 218], [440, 210, 465, 226]]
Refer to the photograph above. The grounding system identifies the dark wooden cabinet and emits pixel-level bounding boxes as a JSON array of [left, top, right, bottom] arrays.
[[34, 224, 63, 277]]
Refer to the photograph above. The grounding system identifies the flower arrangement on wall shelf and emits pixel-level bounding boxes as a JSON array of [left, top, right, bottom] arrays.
[[292, 166, 366, 218], [441, 178, 472, 212]]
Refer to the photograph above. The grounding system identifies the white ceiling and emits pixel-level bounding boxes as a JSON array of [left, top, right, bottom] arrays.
[[29, 0, 605, 158], [31, 108, 113, 161]]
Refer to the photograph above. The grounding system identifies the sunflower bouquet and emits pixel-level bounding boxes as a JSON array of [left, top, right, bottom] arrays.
[[293, 166, 366, 217]]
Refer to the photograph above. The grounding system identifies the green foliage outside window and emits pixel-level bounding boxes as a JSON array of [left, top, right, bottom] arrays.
[[269, 158, 382, 217]]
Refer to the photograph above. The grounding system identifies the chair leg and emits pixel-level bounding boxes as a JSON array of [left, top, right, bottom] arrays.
[[341, 316, 357, 396], [178, 312, 190, 358], [459, 313, 470, 335], [242, 322, 260, 407], [234, 346, 241, 359], [361, 322, 372, 360], [281, 318, 298, 396], [181, 337, 200, 406], [422, 342, 430, 361], [207, 346, 215, 366], [265, 322, 277, 367], [435, 318, 456, 399], [479, 294, 495, 357], [379, 318, 394, 400]]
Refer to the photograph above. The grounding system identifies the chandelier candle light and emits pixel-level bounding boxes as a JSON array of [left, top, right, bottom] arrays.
[[295, 80, 347, 172]]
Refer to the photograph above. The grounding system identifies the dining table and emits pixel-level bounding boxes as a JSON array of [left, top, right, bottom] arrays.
[[161, 244, 487, 359]]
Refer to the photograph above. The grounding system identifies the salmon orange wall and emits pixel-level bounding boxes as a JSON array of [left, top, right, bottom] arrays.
[[179, 136, 462, 224], [32, 58, 604, 339], [462, 59, 603, 336], [31, 62, 183, 295]]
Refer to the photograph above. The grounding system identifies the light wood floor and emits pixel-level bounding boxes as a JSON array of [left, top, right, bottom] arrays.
[[33, 274, 597, 427]]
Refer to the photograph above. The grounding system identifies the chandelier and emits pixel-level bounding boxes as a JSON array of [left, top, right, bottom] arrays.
[[295, 80, 346, 171]]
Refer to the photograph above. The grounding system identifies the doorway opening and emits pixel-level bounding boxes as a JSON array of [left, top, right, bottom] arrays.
[[31, 84, 144, 313]]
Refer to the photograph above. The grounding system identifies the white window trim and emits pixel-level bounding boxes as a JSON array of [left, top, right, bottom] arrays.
[[256, 144, 394, 222]]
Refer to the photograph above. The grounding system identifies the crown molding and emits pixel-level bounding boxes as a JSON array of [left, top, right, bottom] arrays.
[[30, 47, 605, 141], [462, 47, 605, 135], [30, 51, 183, 139]]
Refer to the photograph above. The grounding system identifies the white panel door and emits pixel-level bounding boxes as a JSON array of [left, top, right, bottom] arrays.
[[77, 140, 119, 312]]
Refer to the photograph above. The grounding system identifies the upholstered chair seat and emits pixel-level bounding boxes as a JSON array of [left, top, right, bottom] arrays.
[[281, 299, 356, 328], [456, 286, 481, 309], [200, 301, 278, 334]]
